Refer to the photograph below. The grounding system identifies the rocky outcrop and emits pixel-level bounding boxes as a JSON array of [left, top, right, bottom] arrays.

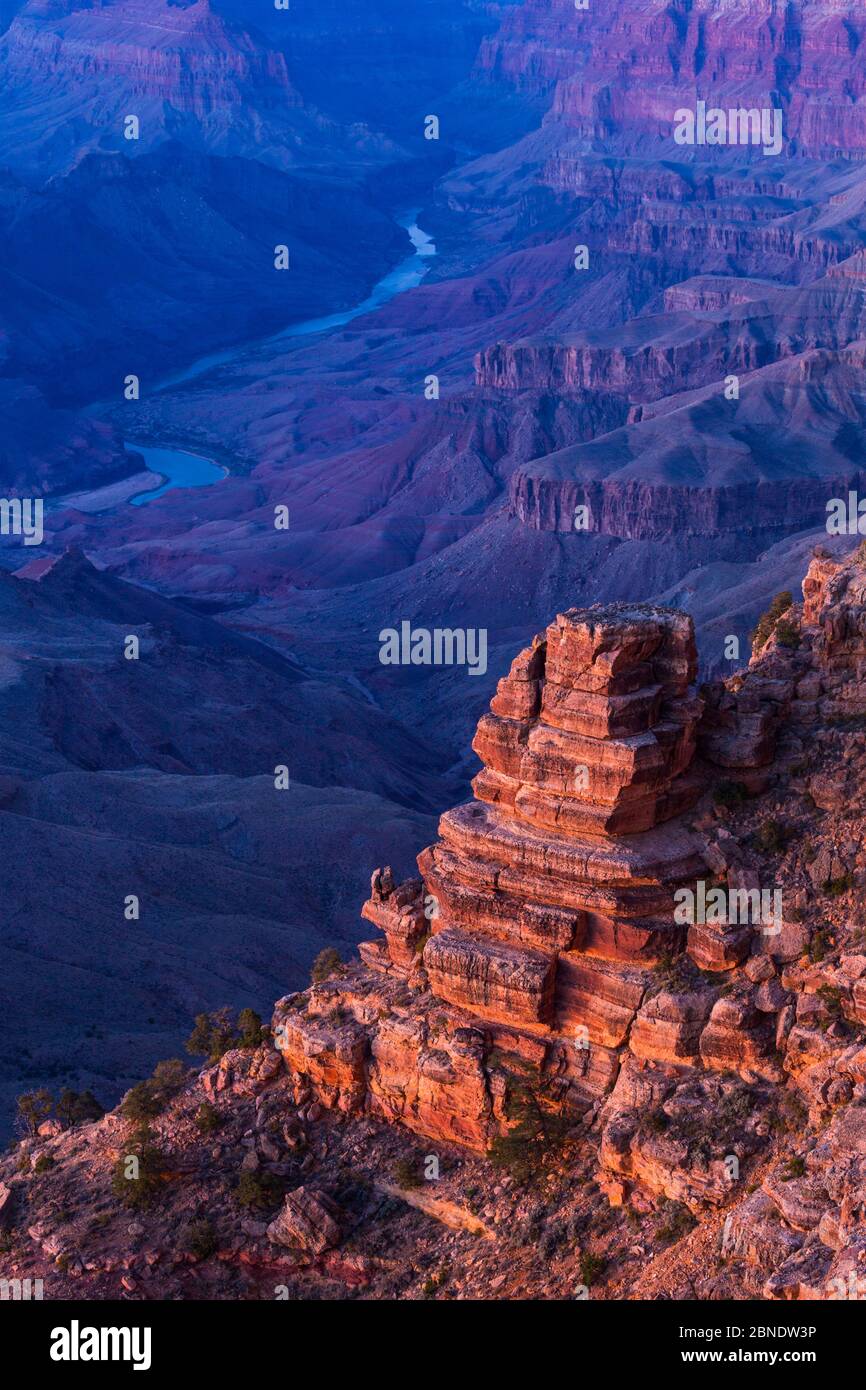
[[271, 543, 866, 1286], [8, 548, 866, 1303], [266, 1186, 345, 1255], [272, 594, 797, 1192]]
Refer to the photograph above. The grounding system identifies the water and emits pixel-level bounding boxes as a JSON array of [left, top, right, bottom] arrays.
[[127, 443, 225, 506], [121, 213, 436, 503], [155, 212, 437, 393]]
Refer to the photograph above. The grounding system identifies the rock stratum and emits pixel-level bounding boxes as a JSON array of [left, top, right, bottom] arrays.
[[7, 545, 866, 1301]]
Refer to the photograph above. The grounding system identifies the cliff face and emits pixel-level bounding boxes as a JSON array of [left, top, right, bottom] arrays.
[[275, 603, 708, 1150], [6, 548, 866, 1300], [265, 545, 866, 1297], [480, 0, 866, 161], [0, 0, 322, 179], [453, 1, 866, 548]]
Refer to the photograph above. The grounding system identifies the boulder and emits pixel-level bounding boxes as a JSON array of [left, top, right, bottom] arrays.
[[266, 1187, 344, 1255]]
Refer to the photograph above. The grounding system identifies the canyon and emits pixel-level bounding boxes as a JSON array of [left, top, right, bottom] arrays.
[[5, 544, 866, 1301], [2, 0, 866, 1305]]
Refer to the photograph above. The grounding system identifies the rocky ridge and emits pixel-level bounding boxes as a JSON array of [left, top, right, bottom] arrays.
[[5, 545, 866, 1299], [227, 542, 866, 1296]]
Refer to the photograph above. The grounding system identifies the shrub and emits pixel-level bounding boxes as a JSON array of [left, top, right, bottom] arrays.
[[486, 1051, 570, 1181], [421, 1267, 450, 1299], [656, 1200, 696, 1246], [310, 948, 343, 985], [110, 1127, 165, 1210], [185, 1008, 238, 1063], [237, 1009, 265, 1049], [56, 1089, 104, 1129], [182, 1219, 218, 1260], [151, 1059, 187, 1092], [823, 874, 854, 898], [33, 1154, 55, 1174], [818, 984, 845, 1022], [713, 780, 747, 809], [120, 1083, 162, 1125], [235, 1170, 282, 1210], [643, 1107, 669, 1135], [755, 819, 787, 854], [752, 591, 794, 655], [652, 950, 701, 994], [15, 1089, 53, 1138], [393, 1157, 422, 1190], [781, 1155, 806, 1181], [193, 1102, 222, 1135], [717, 1088, 754, 1127], [809, 928, 832, 963], [774, 619, 801, 650], [121, 1059, 187, 1124], [579, 1251, 605, 1287]]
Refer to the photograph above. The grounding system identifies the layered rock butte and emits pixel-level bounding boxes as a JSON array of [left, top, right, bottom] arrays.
[[273, 545, 866, 1262], [7, 546, 866, 1299], [276, 602, 711, 1148]]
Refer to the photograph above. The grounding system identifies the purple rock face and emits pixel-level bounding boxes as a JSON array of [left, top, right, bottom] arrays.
[[1, 0, 866, 1136]]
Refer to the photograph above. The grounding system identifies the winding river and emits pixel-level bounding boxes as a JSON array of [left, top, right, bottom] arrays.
[[123, 214, 437, 503]]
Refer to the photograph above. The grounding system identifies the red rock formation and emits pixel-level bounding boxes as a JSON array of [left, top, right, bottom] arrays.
[[273, 547, 866, 1259], [275, 600, 720, 1153]]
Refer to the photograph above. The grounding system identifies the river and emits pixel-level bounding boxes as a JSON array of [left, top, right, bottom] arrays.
[[150, 214, 436, 396], [113, 213, 436, 506]]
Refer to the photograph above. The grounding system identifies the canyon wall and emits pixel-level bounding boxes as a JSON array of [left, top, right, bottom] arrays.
[[269, 545, 866, 1299]]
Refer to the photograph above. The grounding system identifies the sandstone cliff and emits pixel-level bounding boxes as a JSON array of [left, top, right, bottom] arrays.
[[5, 546, 866, 1301], [268, 544, 866, 1298]]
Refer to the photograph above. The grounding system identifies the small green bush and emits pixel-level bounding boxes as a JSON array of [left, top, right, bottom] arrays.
[[774, 619, 801, 650], [120, 1083, 162, 1124], [823, 874, 854, 898], [752, 591, 794, 655], [714, 780, 747, 809], [237, 1009, 265, 1049], [809, 928, 832, 963], [193, 1102, 222, 1135], [56, 1089, 104, 1129], [755, 819, 787, 854], [121, 1059, 187, 1124], [182, 1219, 218, 1260], [393, 1157, 422, 1190], [33, 1154, 55, 1174], [110, 1127, 165, 1210], [644, 1107, 669, 1135], [421, 1267, 450, 1299], [185, 1007, 239, 1063], [818, 984, 845, 1022], [781, 1156, 806, 1181], [235, 1170, 282, 1210], [15, 1089, 53, 1138], [657, 1200, 696, 1246], [310, 947, 343, 985], [579, 1251, 605, 1287]]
